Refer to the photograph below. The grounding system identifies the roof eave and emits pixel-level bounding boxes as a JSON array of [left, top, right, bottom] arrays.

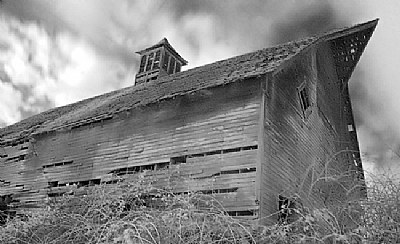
[[271, 19, 379, 77]]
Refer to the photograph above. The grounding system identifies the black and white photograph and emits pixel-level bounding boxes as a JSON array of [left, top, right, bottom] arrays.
[[0, 1, 399, 243]]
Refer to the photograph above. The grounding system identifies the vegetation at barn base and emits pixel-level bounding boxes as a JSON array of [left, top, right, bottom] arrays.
[[0, 171, 400, 244]]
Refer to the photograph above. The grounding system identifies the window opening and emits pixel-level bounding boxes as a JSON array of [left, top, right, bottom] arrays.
[[48, 181, 58, 187], [156, 162, 169, 170], [43, 160, 73, 169], [145, 52, 155, 72], [188, 153, 205, 158], [171, 156, 186, 164], [205, 150, 222, 156], [0, 195, 15, 225], [221, 169, 240, 175], [5, 154, 27, 162], [168, 57, 176, 74], [79, 181, 90, 187], [198, 167, 256, 179], [162, 52, 169, 71], [240, 167, 256, 173], [222, 148, 239, 154], [139, 55, 147, 73], [227, 210, 255, 217], [127, 166, 141, 174], [242, 145, 258, 151], [107, 145, 257, 177], [48, 192, 64, 198], [153, 50, 161, 70], [278, 195, 301, 223], [175, 62, 181, 73], [103, 179, 121, 185], [89, 179, 101, 186], [298, 84, 311, 113], [199, 187, 238, 195], [142, 164, 155, 171]]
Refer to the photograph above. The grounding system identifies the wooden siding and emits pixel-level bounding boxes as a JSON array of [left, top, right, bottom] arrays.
[[0, 78, 262, 218], [260, 44, 364, 224]]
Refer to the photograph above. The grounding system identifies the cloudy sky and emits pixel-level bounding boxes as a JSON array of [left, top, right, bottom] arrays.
[[0, 0, 399, 175]]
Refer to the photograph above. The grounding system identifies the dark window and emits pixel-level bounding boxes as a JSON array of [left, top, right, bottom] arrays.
[[145, 52, 154, 72], [175, 62, 181, 73], [157, 162, 169, 170], [79, 181, 89, 187], [153, 50, 161, 70], [278, 195, 301, 223], [240, 167, 256, 173], [139, 55, 147, 73], [171, 156, 186, 164], [162, 52, 169, 71], [141, 164, 155, 171], [48, 181, 58, 187], [168, 57, 176, 74], [227, 210, 255, 216], [89, 179, 101, 186], [298, 84, 311, 112]]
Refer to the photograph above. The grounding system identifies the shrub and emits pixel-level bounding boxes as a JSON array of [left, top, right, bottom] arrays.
[[0, 176, 256, 244], [1, 172, 400, 243]]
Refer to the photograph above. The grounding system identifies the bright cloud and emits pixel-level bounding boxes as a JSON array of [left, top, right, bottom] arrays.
[[0, 13, 133, 125], [0, 80, 22, 125]]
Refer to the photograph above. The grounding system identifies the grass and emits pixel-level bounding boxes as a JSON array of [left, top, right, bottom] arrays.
[[0, 176, 257, 244], [0, 171, 400, 243]]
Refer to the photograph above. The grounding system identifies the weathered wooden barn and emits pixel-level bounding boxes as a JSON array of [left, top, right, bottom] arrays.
[[0, 19, 377, 224]]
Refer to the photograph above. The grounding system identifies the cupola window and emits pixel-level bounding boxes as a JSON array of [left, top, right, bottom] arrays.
[[135, 38, 188, 86]]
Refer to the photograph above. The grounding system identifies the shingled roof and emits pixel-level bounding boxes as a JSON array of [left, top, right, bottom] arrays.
[[0, 19, 378, 145]]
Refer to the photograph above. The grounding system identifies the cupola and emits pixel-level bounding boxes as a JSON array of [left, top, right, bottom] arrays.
[[134, 38, 188, 85]]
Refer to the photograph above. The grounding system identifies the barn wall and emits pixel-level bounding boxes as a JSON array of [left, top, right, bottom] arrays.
[[260, 44, 363, 224], [0, 78, 262, 218]]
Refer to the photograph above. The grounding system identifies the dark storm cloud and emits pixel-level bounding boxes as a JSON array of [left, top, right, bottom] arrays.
[[0, 0, 68, 34], [160, 0, 277, 55], [167, 0, 219, 17], [271, 1, 346, 44], [163, 0, 350, 60], [0, 0, 137, 66]]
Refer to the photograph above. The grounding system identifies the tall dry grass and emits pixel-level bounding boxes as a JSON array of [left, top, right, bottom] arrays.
[[0, 171, 399, 243]]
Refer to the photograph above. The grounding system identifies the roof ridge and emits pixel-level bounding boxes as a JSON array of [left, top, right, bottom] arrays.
[[0, 19, 378, 145]]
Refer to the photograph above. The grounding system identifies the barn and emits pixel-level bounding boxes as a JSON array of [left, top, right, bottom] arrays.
[[0, 19, 378, 224]]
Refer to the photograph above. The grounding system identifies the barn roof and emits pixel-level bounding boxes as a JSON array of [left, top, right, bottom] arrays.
[[0, 19, 378, 145]]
